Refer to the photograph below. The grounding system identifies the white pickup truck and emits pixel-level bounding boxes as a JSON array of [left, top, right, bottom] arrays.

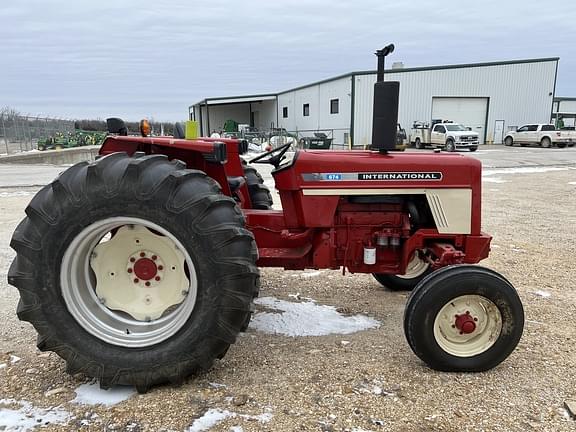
[[504, 124, 576, 148], [410, 121, 479, 152]]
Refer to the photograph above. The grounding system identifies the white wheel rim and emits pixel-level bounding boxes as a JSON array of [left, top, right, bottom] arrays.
[[397, 252, 429, 280], [433, 295, 502, 357], [61, 217, 198, 348]]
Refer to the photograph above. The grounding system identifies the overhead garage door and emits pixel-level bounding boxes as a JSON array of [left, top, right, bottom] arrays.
[[432, 97, 488, 144]]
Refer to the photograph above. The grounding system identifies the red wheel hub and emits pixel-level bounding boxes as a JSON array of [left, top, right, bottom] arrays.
[[455, 312, 476, 334], [133, 258, 158, 281]]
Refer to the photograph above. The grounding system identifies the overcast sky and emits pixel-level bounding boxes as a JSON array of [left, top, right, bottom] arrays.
[[1, 0, 575, 121]]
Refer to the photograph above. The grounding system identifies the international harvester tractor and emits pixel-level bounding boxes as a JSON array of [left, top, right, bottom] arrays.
[[9, 45, 524, 393]]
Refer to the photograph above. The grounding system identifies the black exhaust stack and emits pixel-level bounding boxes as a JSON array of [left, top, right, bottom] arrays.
[[371, 44, 399, 153]]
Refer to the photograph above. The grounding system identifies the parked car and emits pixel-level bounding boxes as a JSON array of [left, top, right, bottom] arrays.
[[504, 124, 576, 148], [410, 120, 479, 152]]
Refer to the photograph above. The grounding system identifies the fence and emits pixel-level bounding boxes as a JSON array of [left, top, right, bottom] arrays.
[[285, 128, 351, 150], [0, 115, 75, 155]]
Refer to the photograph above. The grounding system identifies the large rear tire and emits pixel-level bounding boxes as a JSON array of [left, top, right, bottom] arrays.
[[415, 138, 424, 149], [242, 162, 273, 209], [9, 153, 259, 392], [404, 265, 524, 372], [540, 137, 551, 148]]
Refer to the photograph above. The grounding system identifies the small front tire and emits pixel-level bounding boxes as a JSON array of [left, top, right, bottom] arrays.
[[404, 265, 524, 372]]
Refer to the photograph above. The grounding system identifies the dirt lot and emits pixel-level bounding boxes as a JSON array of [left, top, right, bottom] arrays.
[[0, 149, 575, 431]]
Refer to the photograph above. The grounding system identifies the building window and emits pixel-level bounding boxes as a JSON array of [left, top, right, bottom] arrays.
[[330, 99, 339, 114], [282, 107, 288, 118], [303, 103, 310, 117]]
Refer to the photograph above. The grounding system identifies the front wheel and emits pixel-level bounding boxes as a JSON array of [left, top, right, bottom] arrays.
[[469, 146, 478, 152], [504, 137, 513, 146], [415, 138, 424, 149], [373, 251, 431, 291], [9, 153, 259, 392], [445, 140, 456, 152], [404, 265, 524, 371]]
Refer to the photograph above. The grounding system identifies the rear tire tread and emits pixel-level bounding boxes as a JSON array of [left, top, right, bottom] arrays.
[[9, 153, 260, 391]]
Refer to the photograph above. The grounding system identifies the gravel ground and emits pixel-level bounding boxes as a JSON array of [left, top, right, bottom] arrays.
[[0, 158, 575, 431]]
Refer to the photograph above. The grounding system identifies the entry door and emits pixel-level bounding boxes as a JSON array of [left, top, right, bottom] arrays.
[[493, 120, 504, 144], [432, 97, 488, 144]]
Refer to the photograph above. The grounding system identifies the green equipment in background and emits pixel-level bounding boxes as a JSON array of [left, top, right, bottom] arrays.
[[37, 130, 107, 151]]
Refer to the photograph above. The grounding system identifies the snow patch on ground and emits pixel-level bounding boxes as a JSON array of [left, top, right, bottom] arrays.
[[187, 408, 272, 432], [482, 177, 507, 183], [484, 166, 573, 175], [0, 399, 71, 431], [251, 297, 380, 337], [569, 182, 576, 185], [72, 382, 135, 406], [0, 191, 34, 198], [532, 290, 551, 298], [291, 270, 325, 278], [483, 166, 575, 183]]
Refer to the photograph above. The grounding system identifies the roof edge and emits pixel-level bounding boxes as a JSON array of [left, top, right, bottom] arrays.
[[277, 57, 560, 95], [190, 93, 277, 109], [191, 57, 561, 103]]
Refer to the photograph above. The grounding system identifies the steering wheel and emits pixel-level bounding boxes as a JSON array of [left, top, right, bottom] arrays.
[[248, 142, 292, 169]]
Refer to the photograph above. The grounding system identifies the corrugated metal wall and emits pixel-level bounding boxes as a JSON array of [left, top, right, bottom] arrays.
[[277, 76, 352, 145], [353, 60, 558, 145]]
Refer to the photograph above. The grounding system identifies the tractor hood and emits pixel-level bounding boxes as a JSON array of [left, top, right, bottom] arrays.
[[273, 150, 482, 192]]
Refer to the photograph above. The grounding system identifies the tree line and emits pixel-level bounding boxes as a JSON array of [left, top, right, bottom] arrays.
[[1, 106, 176, 136]]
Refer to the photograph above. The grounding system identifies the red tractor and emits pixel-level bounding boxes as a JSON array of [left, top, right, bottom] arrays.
[[9, 46, 523, 393]]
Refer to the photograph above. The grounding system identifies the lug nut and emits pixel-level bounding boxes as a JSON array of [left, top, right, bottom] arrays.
[[158, 265, 164, 271], [130, 257, 136, 263], [134, 278, 139, 283], [127, 268, 133, 273], [155, 276, 161, 281], [140, 252, 146, 258], [145, 281, 151, 287], [152, 255, 157, 260]]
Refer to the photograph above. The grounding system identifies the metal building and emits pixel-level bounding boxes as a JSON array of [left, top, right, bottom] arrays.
[[553, 97, 576, 128], [190, 57, 560, 146]]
